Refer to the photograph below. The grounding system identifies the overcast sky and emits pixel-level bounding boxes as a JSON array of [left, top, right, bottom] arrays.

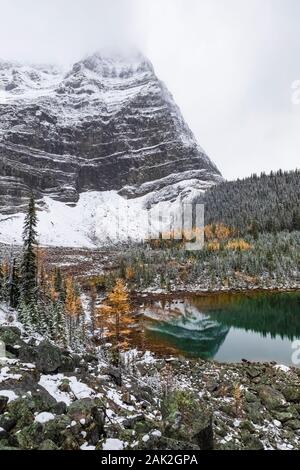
[[0, 0, 299, 180]]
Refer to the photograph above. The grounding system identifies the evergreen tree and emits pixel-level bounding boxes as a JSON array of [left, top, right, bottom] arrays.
[[20, 194, 38, 308], [8, 257, 20, 309], [203, 169, 300, 234], [54, 267, 64, 299], [53, 300, 67, 346], [0, 263, 4, 302]]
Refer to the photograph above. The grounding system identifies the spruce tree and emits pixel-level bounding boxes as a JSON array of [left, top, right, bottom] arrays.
[[0, 263, 4, 302], [20, 194, 38, 324], [8, 257, 20, 309], [53, 300, 67, 346]]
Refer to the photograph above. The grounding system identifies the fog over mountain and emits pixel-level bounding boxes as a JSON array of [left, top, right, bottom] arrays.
[[0, 0, 299, 180]]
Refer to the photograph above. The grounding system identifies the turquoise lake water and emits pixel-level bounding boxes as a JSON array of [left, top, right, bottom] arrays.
[[138, 291, 300, 366]]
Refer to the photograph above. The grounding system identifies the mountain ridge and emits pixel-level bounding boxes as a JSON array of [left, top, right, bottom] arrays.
[[0, 51, 222, 246]]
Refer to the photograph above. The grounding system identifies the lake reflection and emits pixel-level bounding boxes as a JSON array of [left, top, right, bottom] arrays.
[[137, 292, 300, 365]]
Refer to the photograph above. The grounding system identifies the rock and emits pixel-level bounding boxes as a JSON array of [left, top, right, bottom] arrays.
[[282, 386, 300, 403], [192, 413, 214, 450], [242, 434, 264, 450], [58, 353, 75, 373], [0, 327, 24, 356], [15, 422, 43, 450], [240, 420, 256, 433], [43, 415, 72, 445], [0, 415, 17, 432], [59, 429, 80, 450], [286, 404, 299, 418], [141, 436, 200, 451], [67, 398, 105, 445], [247, 367, 261, 379], [0, 396, 9, 414], [0, 427, 8, 440], [38, 439, 59, 450], [244, 403, 264, 425], [7, 398, 34, 428], [162, 391, 214, 450], [245, 391, 258, 403], [58, 379, 71, 393], [207, 382, 219, 393], [82, 354, 98, 364], [258, 385, 286, 411], [123, 414, 146, 429], [107, 366, 122, 387], [273, 411, 295, 423], [285, 419, 300, 430], [0, 442, 19, 450], [129, 417, 155, 437], [295, 403, 300, 413], [67, 398, 105, 438], [0, 372, 57, 413], [51, 401, 67, 415], [36, 341, 62, 373], [18, 345, 37, 363]]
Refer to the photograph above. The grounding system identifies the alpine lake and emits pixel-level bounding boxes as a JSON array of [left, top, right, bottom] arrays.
[[131, 291, 300, 366]]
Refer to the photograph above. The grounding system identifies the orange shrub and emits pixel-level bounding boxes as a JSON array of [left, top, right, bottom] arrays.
[[225, 239, 252, 251]]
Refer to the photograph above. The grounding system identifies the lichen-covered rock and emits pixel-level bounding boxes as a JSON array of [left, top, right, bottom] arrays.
[[0, 326, 24, 356], [36, 341, 62, 373], [18, 345, 37, 363], [0, 442, 19, 450], [67, 398, 105, 429], [141, 435, 200, 451], [0, 414, 16, 432], [242, 434, 264, 450], [38, 439, 59, 450], [0, 427, 8, 440], [106, 366, 122, 386], [282, 386, 300, 403], [285, 419, 300, 430], [258, 385, 286, 411], [162, 390, 214, 450], [42, 415, 72, 445], [51, 402, 67, 415], [60, 429, 80, 450], [7, 398, 34, 428], [59, 353, 75, 373], [15, 422, 43, 450]]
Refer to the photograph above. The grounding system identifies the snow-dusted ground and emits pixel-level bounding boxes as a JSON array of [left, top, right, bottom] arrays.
[[1, 302, 300, 450], [0, 188, 206, 248]]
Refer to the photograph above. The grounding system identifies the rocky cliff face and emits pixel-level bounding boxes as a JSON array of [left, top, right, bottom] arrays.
[[0, 51, 222, 216]]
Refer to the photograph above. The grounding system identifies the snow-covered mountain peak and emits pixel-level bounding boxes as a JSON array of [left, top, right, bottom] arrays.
[[0, 51, 222, 246], [0, 60, 62, 95], [78, 50, 154, 76]]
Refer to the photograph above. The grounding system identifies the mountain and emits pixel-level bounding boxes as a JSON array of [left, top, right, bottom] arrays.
[[0, 51, 222, 246]]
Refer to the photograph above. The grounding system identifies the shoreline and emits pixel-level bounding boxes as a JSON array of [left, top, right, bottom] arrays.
[[131, 286, 300, 303]]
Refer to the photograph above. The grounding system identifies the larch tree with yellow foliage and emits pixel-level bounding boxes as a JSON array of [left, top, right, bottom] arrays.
[[97, 279, 133, 365]]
